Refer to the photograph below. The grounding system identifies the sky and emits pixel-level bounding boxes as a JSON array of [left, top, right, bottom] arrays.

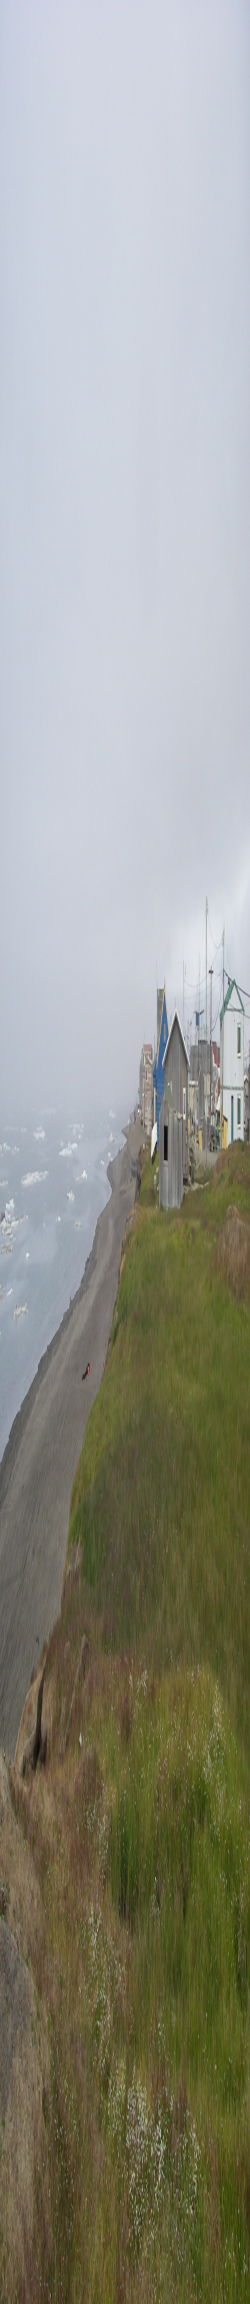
[[1, 0, 250, 1112]]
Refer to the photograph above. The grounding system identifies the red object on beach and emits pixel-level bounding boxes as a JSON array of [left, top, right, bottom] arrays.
[[82, 1363, 90, 1380]]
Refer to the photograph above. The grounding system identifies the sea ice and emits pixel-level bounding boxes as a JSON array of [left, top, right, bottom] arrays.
[[22, 1171, 48, 1187]]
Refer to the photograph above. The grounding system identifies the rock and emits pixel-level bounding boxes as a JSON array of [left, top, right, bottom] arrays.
[[0, 1879, 8, 1916], [15, 1652, 50, 1777], [21, 1662, 47, 1776]]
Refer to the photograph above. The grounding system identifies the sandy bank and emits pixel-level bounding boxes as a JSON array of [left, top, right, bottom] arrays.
[[0, 1117, 141, 1757]]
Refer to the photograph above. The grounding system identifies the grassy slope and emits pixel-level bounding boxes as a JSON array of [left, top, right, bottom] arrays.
[[69, 1145, 250, 1760], [8, 1145, 250, 2304]]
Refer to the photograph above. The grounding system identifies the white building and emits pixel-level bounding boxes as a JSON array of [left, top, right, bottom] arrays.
[[220, 979, 244, 1145]]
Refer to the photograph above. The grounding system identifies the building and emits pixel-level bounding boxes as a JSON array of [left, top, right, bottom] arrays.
[[162, 1008, 189, 1183], [245, 1061, 250, 1142], [189, 1034, 210, 1139], [139, 1044, 153, 1137], [152, 986, 169, 1146], [220, 979, 244, 1146], [159, 1095, 183, 1210]]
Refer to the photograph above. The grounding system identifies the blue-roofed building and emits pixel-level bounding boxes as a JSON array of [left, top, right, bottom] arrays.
[[152, 985, 169, 1146]]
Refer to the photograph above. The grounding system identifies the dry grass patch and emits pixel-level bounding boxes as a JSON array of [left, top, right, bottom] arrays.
[[214, 1202, 250, 1299]]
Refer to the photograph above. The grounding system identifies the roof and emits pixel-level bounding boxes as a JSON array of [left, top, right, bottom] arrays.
[[162, 1007, 189, 1070], [156, 983, 168, 1062], [220, 978, 244, 1027]]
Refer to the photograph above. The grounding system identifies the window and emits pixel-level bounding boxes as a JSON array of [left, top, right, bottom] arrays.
[[164, 1124, 168, 1163], [183, 1087, 186, 1118], [237, 1025, 241, 1056], [237, 1097, 241, 1127]]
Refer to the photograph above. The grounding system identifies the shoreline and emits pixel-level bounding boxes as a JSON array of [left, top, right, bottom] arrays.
[[0, 1115, 141, 1757], [0, 1151, 116, 1512]]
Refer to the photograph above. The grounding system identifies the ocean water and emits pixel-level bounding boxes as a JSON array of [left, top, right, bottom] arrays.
[[0, 1102, 127, 1467]]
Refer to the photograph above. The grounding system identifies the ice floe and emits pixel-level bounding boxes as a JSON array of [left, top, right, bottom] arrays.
[[75, 1219, 82, 1229], [67, 1190, 75, 1203], [59, 1144, 75, 1158], [1, 1202, 24, 1255], [75, 1170, 87, 1182], [22, 1170, 48, 1187], [33, 1127, 45, 1140], [14, 1303, 28, 1320]]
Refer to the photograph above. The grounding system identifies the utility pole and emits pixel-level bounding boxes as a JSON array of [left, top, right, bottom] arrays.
[[209, 967, 213, 1147]]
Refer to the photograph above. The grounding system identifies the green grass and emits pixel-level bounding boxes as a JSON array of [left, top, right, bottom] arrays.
[[9, 1143, 250, 2303], [69, 1145, 250, 1763]]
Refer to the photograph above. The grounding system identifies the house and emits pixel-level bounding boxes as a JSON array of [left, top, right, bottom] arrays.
[[220, 979, 244, 1146], [139, 1044, 153, 1137], [162, 1008, 189, 1184], [245, 1062, 250, 1143], [152, 986, 169, 1146]]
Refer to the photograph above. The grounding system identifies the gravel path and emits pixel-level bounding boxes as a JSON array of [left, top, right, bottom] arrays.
[[0, 1118, 141, 1756]]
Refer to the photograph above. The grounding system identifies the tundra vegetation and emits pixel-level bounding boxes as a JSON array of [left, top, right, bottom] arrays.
[[2, 1143, 250, 2301]]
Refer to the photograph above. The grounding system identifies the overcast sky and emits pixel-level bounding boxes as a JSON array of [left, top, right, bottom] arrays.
[[1, 0, 250, 1111]]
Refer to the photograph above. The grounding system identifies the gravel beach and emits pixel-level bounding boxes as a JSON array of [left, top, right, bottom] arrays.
[[0, 1116, 141, 1756]]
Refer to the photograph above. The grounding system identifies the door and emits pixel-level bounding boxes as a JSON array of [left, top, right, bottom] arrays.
[[231, 1094, 234, 1144]]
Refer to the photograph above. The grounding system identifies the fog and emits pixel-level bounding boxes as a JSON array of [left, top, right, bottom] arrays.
[[1, 0, 250, 1111]]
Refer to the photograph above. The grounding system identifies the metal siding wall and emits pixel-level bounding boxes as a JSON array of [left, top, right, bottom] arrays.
[[159, 1098, 168, 1207]]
